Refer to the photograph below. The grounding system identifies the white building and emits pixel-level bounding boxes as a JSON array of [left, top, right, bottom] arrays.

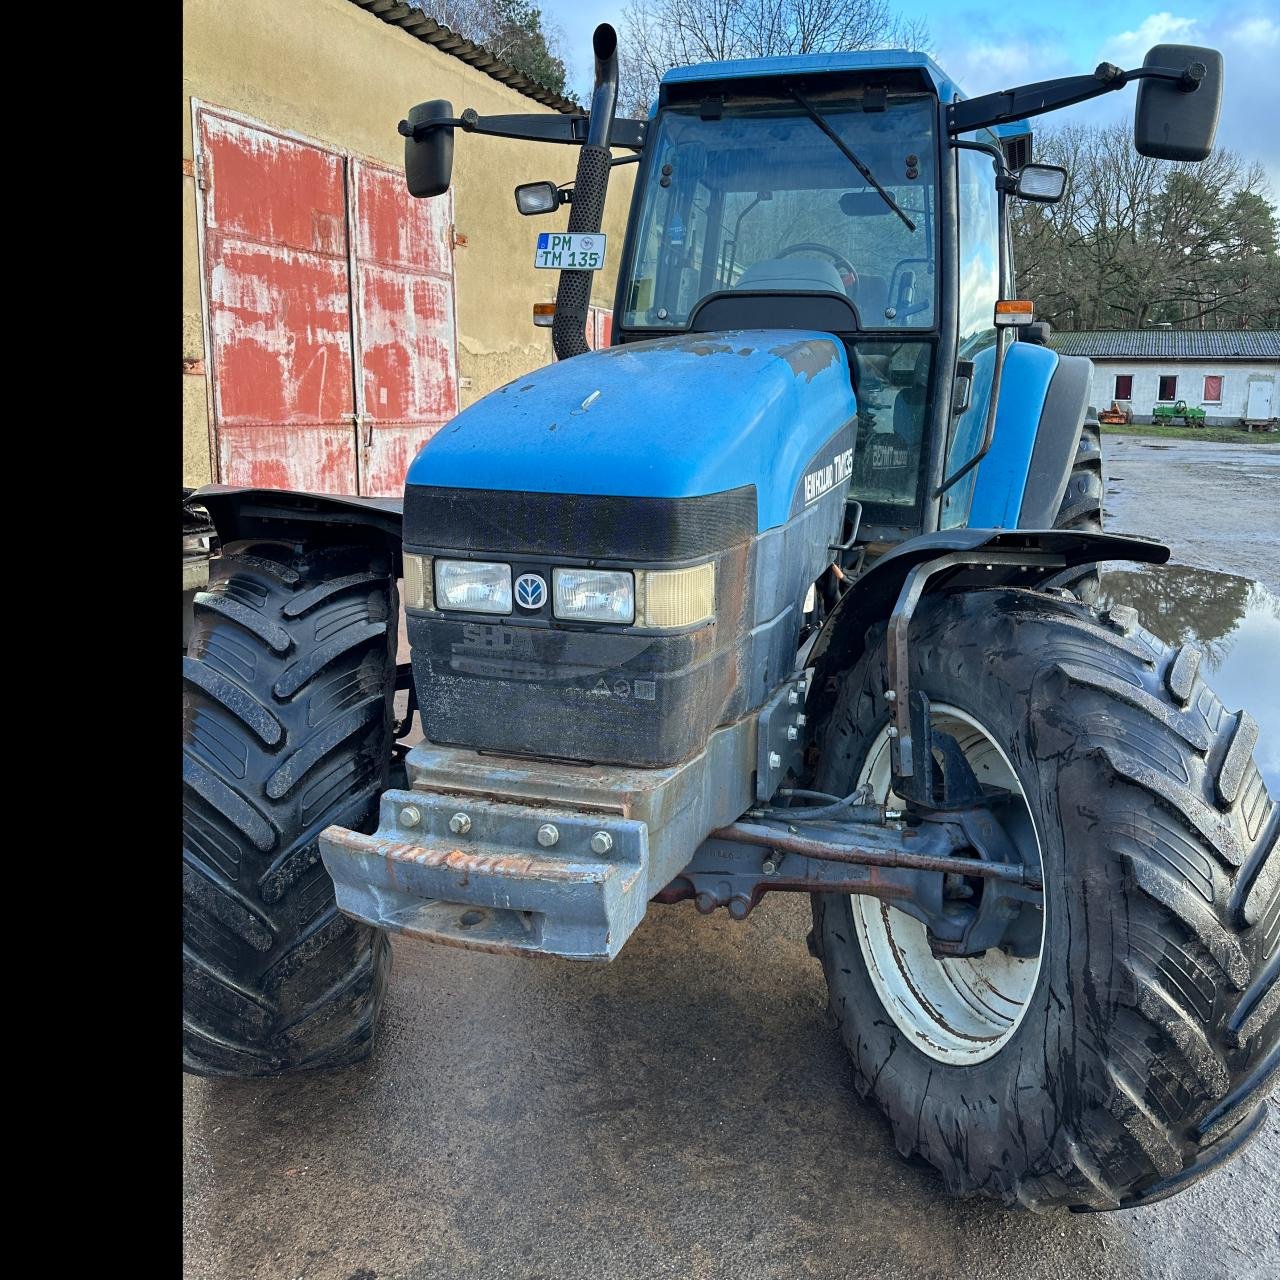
[[1048, 330, 1279, 426]]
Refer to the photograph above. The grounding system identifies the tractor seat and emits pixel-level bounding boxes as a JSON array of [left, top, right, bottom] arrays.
[[854, 274, 889, 322], [735, 257, 847, 295], [892, 345, 932, 445]]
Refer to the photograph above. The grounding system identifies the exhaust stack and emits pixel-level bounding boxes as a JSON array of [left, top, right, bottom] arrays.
[[552, 24, 619, 361]]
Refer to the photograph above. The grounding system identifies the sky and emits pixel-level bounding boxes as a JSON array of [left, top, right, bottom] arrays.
[[535, 0, 1279, 196]]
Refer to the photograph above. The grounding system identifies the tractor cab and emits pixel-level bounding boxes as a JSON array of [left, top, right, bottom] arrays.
[[615, 56, 961, 531], [612, 56, 1076, 539]]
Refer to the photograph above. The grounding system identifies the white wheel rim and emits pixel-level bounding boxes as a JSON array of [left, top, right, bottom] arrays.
[[850, 705, 1045, 1065]]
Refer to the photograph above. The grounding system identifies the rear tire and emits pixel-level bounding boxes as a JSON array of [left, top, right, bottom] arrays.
[[809, 587, 1278, 1210], [1047, 410, 1105, 604], [183, 538, 396, 1077]]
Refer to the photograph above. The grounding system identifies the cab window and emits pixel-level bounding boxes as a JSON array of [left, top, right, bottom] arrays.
[[940, 145, 1001, 528]]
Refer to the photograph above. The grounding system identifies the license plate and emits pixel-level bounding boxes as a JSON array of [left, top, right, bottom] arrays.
[[534, 232, 606, 270]]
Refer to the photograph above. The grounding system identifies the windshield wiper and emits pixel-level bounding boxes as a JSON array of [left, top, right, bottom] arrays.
[[789, 89, 915, 232]]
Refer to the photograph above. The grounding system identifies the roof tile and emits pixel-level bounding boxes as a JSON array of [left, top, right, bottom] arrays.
[[352, 0, 581, 114], [1048, 329, 1280, 361]]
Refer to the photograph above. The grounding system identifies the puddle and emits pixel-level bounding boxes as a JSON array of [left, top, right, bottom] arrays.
[[1100, 563, 1280, 789]]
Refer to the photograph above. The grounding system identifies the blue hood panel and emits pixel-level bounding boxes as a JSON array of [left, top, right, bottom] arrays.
[[406, 331, 857, 532]]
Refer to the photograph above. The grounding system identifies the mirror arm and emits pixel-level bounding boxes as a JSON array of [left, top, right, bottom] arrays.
[[398, 110, 648, 150], [947, 60, 1205, 134]]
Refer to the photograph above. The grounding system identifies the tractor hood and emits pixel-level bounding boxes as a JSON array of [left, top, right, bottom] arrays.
[[405, 330, 857, 533]]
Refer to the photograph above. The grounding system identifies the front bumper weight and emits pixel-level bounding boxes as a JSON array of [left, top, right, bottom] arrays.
[[320, 789, 648, 961]]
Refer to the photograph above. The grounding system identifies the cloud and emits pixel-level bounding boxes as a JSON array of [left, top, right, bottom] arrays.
[[936, 21, 1078, 97], [1104, 12, 1200, 64], [1228, 16, 1279, 46], [957, 42, 1039, 81]]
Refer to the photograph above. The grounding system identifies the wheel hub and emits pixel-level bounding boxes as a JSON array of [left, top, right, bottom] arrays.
[[850, 704, 1046, 1064]]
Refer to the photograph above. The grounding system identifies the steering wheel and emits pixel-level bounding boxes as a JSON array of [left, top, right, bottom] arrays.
[[776, 241, 858, 290]]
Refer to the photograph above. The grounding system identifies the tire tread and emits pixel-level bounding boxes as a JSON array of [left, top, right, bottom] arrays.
[[809, 586, 1276, 1209], [183, 540, 395, 1078]]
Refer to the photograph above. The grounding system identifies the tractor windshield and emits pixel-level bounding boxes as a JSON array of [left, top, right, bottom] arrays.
[[620, 93, 938, 332]]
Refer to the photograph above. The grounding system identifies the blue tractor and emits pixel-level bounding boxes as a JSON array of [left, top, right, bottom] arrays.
[[183, 28, 1278, 1210]]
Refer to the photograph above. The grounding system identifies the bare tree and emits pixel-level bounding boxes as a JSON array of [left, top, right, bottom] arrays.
[[618, 0, 930, 115], [1013, 123, 1279, 330], [415, 0, 571, 96]]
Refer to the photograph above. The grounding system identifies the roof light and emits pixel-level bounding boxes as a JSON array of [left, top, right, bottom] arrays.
[[533, 302, 556, 328]]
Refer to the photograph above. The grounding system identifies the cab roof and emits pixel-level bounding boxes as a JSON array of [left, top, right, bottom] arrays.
[[658, 50, 964, 107]]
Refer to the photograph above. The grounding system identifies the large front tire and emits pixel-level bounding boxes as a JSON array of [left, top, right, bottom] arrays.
[[809, 587, 1277, 1210], [183, 538, 396, 1077]]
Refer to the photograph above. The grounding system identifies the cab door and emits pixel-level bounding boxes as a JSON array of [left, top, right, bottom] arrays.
[[938, 145, 1003, 528]]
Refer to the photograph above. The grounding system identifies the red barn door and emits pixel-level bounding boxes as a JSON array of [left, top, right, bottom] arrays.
[[195, 106, 459, 496], [350, 158, 458, 497]]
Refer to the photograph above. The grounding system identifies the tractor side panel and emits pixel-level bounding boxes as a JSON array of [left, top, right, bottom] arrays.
[[967, 343, 1059, 528]]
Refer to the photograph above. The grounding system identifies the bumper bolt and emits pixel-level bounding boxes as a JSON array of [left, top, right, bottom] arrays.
[[768, 751, 782, 769], [449, 812, 471, 835], [786, 725, 799, 741], [398, 805, 422, 828], [537, 823, 560, 848], [788, 689, 799, 705], [590, 831, 613, 854]]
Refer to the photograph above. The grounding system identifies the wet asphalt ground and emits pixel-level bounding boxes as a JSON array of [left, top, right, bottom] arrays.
[[1102, 434, 1279, 593], [183, 435, 1280, 1280]]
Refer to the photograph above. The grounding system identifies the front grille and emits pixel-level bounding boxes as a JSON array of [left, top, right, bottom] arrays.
[[404, 484, 757, 562]]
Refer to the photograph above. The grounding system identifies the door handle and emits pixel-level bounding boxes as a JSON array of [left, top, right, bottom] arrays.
[[345, 412, 375, 447]]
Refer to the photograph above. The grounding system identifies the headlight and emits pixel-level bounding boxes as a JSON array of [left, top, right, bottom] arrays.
[[552, 567, 635, 623], [434, 559, 512, 613], [637, 563, 716, 628]]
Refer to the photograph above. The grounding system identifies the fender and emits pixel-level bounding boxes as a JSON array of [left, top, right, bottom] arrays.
[[967, 347, 1093, 529], [187, 485, 404, 567], [807, 528, 1169, 688]]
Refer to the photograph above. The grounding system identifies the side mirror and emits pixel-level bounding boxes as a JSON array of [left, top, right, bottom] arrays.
[[402, 100, 455, 198], [1134, 45, 1222, 161], [1014, 164, 1068, 203], [514, 181, 564, 216]]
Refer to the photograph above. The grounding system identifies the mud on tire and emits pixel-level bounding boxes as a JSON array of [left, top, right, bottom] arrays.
[[183, 539, 396, 1077], [809, 587, 1278, 1210]]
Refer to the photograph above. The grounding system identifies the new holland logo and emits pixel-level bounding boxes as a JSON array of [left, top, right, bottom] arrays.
[[514, 573, 548, 610]]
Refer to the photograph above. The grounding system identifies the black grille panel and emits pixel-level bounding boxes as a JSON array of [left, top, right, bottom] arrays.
[[404, 484, 757, 562]]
